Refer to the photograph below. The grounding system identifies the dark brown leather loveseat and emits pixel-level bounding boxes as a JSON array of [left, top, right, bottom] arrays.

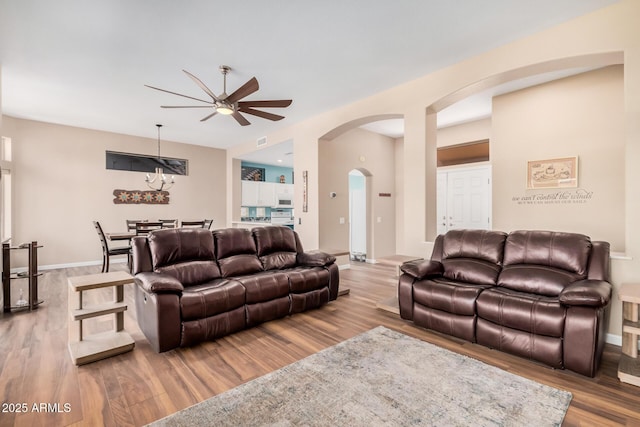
[[398, 229, 612, 377], [131, 226, 339, 352]]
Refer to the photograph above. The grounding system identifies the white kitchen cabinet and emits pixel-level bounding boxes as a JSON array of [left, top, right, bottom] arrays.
[[242, 181, 276, 207]]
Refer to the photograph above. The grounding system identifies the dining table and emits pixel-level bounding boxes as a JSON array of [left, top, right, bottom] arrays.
[[105, 231, 135, 241]]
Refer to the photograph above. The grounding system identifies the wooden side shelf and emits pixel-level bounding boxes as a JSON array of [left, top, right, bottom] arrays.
[[68, 271, 135, 365], [618, 283, 640, 386]]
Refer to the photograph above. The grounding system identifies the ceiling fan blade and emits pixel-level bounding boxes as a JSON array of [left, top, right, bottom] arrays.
[[183, 69, 220, 102], [161, 105, 215, 108], [200, 111, 218, 122], [145, 84, 213, 104], [226, 77, 259, 104], [238, 106, 285, 121], [238, 99, 292, 108], [232, 111, 251, 126]]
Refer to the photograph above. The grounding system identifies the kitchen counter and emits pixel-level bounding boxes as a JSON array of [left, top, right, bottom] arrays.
[[231, 221, 294, 229]]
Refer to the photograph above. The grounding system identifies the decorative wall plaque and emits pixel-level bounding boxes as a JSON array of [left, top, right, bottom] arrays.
[[527, 156, 578, 189], [113, 189, 170, 204]]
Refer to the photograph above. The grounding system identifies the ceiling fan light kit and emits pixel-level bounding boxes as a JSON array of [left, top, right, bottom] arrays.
[[145, 65, 292, 126]]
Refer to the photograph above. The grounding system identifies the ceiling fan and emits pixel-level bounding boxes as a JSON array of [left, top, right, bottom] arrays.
[[145, 65, 292, 126]]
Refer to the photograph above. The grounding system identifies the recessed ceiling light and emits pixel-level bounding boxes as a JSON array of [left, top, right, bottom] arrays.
[[277, 159, 283, 163]]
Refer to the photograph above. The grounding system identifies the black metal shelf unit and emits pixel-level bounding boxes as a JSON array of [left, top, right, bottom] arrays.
[[2, 240, 43, 312]]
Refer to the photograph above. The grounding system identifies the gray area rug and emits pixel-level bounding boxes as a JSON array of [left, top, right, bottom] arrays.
[[149, 326, 571, 426]]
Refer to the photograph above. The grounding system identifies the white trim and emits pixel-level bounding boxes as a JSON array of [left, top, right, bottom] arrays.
[[607, 333, 621, 347]]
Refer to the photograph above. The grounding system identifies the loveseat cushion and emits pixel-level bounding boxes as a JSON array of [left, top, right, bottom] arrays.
[[413, 278, 492, 316], [498, 265, 582, 296], [440, 230, 507, 286], [476, 287, 566, 338], [148, 228, 221, 286], [180, 279, 246, 321], [253, 226, 299, 270], [441, 229, 508, 265], [214, 228, 264, 277], [502, 230, 592, 277]]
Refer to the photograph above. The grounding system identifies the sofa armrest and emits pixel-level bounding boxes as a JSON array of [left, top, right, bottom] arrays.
[[400, 260, 443, 280], [135, 272, 184, 294], [559, 279, 612, 307], [297, 250, 336, 267]]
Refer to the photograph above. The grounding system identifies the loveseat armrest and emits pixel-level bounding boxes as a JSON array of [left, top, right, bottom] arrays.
[[135, 272, 184, 294], [559, 279, 612, 307], [400, 259, 444, 280], [297, 250, 336, 267]]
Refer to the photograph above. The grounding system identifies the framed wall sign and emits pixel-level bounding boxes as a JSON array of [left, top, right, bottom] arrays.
[[527, 156, 578, 189]]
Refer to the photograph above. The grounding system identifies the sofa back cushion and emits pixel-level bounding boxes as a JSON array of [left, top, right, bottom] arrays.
[[498, 230, 592, 296], [148, 228, 221, 286], [439, 229, 508, 286], [214, 228, 264, 277], [253, 226, 298, 270]]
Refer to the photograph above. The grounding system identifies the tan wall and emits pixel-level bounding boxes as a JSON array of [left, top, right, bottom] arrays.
[[437, 118, 491, 147], [318, 128, 396, 259], [492, 66, 625, 250], [227, 0, 640, 340], [2, 116, 227, 267]]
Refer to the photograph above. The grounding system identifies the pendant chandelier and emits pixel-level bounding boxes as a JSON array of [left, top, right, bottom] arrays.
[[145, 124, 175, 191]]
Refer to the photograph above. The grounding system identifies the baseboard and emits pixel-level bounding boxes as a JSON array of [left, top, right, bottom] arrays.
[[607, 333, 622, 347], [12, 258, 127, 273]]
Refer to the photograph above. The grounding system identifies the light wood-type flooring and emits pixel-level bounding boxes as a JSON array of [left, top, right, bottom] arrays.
[[1, 261, 639, 426]]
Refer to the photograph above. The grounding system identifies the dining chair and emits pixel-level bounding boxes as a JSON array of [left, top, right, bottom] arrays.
[[126, 219, 146, 232], [203, 219, 214, 230], [94, 221, 131, 273], [181, 220, 206, 228], [159, 219, 178, 228], [135, 221, 164, 235]]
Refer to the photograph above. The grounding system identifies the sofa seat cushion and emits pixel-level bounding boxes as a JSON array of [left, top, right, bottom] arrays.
[[477, 287, 566, 338], [214, 228, 264, 277], [253, 226, 299, 270], [149, 228, 216, 268], [156, 260, 222, 287], [180, 279, 245, 321], [442, 259, 502, 286], [286, 267, 330, 294], [234, 271, 290, 304], [498, 264, 581, 296], [413, 279, 493, 316]]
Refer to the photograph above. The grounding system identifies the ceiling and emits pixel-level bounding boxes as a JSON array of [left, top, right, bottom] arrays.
[[0, 1, 618, 155]]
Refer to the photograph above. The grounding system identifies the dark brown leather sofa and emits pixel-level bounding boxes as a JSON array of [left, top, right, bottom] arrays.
[[398, 229, 612, 377], [132, 226, 339, 352]]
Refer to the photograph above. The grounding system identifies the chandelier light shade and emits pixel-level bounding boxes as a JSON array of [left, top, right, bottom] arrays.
[[145, 124, 175, 191]]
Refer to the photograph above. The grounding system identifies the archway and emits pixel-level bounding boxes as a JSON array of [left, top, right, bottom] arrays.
[[318, 114, 402, 261]]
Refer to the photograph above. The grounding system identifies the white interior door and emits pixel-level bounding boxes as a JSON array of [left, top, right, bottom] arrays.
[[437, 172, 448, 235], [438, 166, 491, 233], [349, 170, 367, 259]]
